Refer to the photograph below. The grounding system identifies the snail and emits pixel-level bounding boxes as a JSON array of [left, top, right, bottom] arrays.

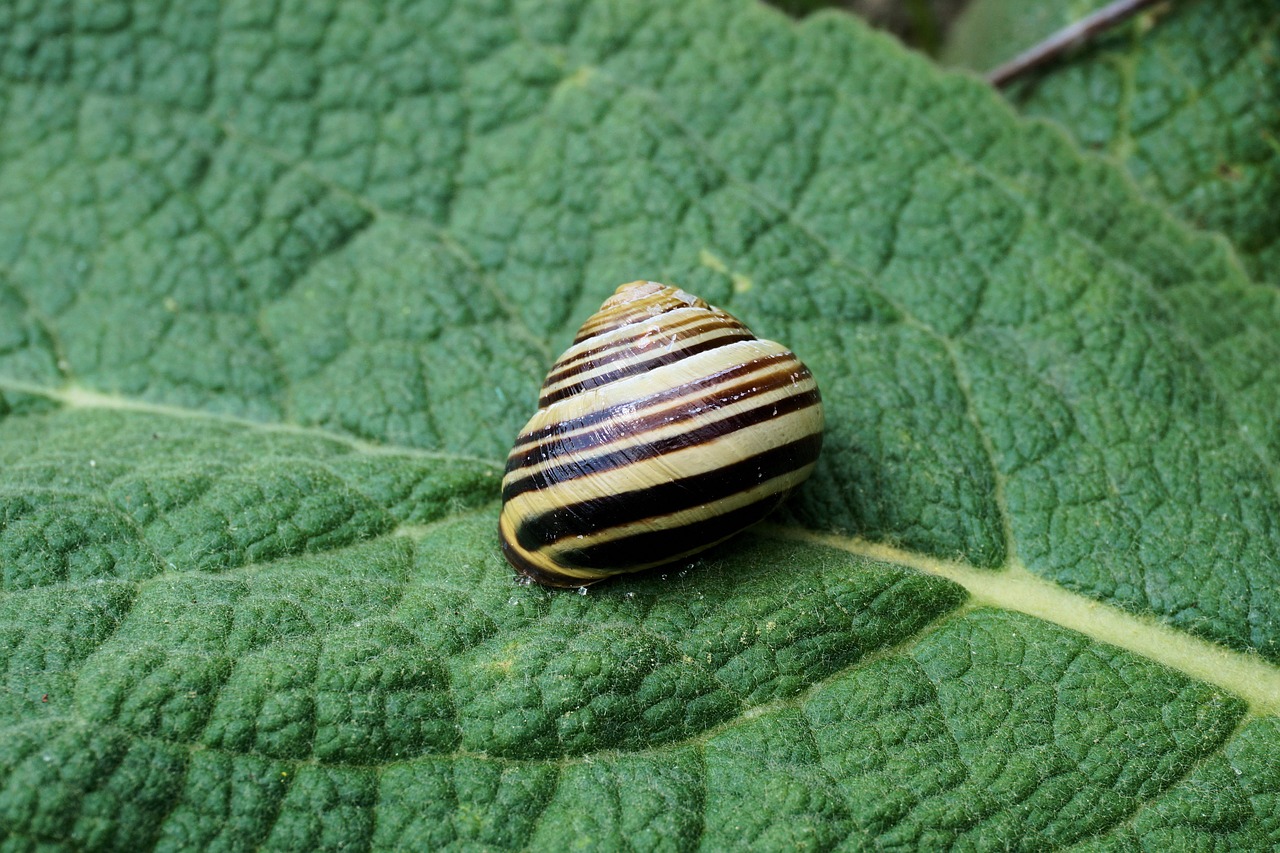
[[499, 281, 824, 587]]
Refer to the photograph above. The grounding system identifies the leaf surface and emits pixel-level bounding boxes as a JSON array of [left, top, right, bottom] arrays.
[[945, 0, 1280, 283], [1, 0, 1278, 849]]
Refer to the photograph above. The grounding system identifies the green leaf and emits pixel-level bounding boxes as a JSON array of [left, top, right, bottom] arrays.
[[945, 0, 1280, 284], [1, 0, 1278, 849]]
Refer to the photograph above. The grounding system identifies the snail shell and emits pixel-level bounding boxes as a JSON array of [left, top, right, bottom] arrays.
[[499, 281, 824, 587]]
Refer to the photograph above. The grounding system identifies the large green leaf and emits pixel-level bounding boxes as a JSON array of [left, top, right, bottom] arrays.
[[1, 0, 1278, 848], [945, 0, 1280, 284]]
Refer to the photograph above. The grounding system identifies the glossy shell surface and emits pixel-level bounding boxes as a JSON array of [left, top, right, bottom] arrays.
[[499, 281, 824, 587]]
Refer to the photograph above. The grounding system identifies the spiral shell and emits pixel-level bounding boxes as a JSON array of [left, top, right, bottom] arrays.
[[499, 281, 824, 587]]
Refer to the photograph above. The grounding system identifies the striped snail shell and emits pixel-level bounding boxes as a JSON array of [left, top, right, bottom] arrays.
[[499, 281, 824, 587]]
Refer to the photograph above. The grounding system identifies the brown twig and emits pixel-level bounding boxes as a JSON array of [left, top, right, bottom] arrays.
[[986, 0, 1167, 88]]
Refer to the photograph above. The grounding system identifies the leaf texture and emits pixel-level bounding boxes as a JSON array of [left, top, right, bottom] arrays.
[[1, 0, 1278, 849], [946, 0, 1280, 284]]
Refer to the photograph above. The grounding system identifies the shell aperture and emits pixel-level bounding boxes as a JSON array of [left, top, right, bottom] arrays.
[[499, 281, 824, 587]]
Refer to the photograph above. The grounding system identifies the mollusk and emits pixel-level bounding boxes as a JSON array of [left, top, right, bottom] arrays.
[[499, 281, 824, 587]]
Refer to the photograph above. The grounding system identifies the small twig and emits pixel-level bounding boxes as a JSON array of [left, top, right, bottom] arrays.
[[986, 0, 1167, 88]]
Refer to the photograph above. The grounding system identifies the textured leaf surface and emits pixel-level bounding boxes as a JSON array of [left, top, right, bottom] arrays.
[[1, 0, 1278, 849], [945, 0, 1280, 284]]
